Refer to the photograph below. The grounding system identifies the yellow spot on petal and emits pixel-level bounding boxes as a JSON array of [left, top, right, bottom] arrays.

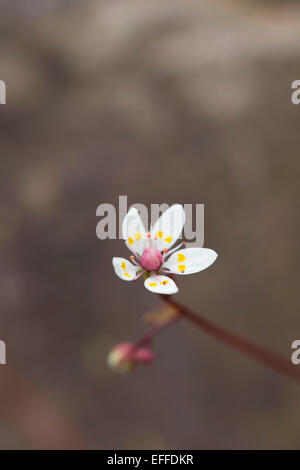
[[155, 231, 163, 239], [134, 232, 142, 241], [149, 282, 157, 287], [164, 236, 172, 243], [178, 264, 186, 271], [160, 280, 169, 285], [124, 273, 131, 278], [121, 262, 126, 270], [177, 253, 186, 262], [128, 237, 134, 245]]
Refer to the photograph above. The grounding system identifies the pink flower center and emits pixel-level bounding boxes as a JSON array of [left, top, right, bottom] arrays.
[[140, 247, 163, 272]]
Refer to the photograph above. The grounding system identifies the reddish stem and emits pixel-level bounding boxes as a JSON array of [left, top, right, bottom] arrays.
[[135, 311, 180, 349], [136, 295, 300, 383]]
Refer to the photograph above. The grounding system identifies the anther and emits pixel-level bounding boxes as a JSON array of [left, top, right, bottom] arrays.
[[130, 256, 139, 266], [163, 242, 185, 259]]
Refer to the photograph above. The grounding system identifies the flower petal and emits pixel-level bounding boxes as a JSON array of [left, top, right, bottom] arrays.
[[144, 275, 178, 295], [122, 207, 146, 256], [150, 204, 185, 252], [112, 257, 139, 281], [163, 248, 218, 275]]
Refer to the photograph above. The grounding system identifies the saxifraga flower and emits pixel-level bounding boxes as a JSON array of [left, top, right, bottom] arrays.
[[112, 204, 218, 294]]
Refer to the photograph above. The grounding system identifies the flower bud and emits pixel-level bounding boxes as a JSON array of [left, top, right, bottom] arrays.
[[107, 342, 136, 373], [135, 347, 154, 364], [108, 342, 154, 372]]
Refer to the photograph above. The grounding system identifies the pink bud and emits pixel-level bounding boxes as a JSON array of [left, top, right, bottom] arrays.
[[108, 342, 154, 372], [135, 347, 154, 364], [140, 247, 163, 272], [107, 342, 136, 373]]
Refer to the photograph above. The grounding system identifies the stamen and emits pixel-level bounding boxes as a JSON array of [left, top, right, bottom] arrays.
[[130, 255, 139, 266], [163, 242, 186, 259], [134, 272, 143, 281], [162, 248, 168, 262]]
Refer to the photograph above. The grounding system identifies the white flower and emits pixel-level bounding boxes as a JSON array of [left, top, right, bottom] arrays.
[[112, 204, 218, 295]]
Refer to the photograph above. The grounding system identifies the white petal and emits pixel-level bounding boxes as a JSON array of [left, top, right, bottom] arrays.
[[112, 257, 139, 281], [163, 248, 218, 275], [150, 204, 185, 252], [144, 275, 178, 295], [122, 207, 146, 256]]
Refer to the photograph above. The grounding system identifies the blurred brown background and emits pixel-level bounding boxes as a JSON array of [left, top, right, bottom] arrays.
[[0, 0, 300, 449]]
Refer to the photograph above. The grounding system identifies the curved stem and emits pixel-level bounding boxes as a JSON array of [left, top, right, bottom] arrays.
[[135, 311, 180, 348], [134, 296, 300, 383], [159, 296, 300, 383]]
